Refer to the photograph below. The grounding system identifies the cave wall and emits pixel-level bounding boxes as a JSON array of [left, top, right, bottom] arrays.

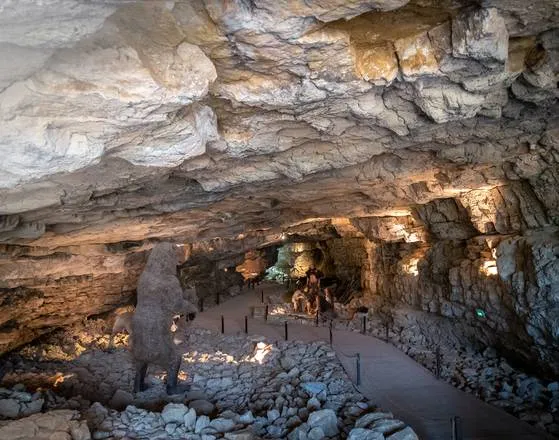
[[0, 244, 146, 355], [353, 182, 559, 377]]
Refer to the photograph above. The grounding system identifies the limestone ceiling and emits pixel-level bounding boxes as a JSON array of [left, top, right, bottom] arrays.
[[0, 0, 558, 248]]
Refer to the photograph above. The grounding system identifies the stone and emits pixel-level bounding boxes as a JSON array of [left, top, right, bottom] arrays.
[[162, 403, 188, 424], [0, 399, 20, 418], [348, 428, 384, 440], [355, 412, 394, 429], [280, 357, 297, 370], [0, 410, 77, 440], [370, 419, 406, 434], [69, 420, 92, 440], [385, 426, 419, 440], [307, 427, 325, 440], [189, 400, 215, 416], [267, 409, 281, 423], [237, 411, 255, 425], [108, 390, 133, 411], [307, 397, 321, 411], [224, 429, 255, 440], [301, 383, 327, 396], [20, 398, 44, 416], [195, 415, 210, 434], [307, 409, 338, 436], [287, 423, 310, 440], [184, 408, 197, 430], [209, 417, 235, 433]]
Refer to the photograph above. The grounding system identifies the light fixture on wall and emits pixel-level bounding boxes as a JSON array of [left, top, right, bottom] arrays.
[[479, 260, 498, 276], [475, 308, 487, 318]]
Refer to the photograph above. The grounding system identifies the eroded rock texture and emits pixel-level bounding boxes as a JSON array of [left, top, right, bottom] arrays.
[[0, 0, 558, 374]]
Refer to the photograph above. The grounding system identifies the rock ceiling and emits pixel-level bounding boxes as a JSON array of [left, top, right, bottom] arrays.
[[0, 0, 558, 248]]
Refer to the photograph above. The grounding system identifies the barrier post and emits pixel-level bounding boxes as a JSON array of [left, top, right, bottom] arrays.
[[216, 291, 220, 305], [356, 353, 361, 386], [221, 315, 224, 334], [329, 321, 333, 346], [361, 316, 366, 334], [451, 416, 462, 440], [315, 309, 319, 327], [261, 290, 264, 303], [284, 321, 288, 341], [265, 305, 268, 321], [435, 345, 442, 379], [244, 316, 248, 334], [199, 298, 204, 313]]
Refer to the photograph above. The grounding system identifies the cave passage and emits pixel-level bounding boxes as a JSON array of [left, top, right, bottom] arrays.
[[1, 0, 558, 439]]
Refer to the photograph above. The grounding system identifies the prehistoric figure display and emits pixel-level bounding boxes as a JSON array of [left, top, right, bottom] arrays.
[[131, 242, 197, 394]]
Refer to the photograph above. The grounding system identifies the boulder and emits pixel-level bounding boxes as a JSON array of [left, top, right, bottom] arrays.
[[307, 409, 338, 436]]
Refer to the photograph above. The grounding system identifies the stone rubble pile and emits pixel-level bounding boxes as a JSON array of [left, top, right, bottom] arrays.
[[0, 319, 418, 439], [269, 296, 558, 437], [368, 320, 559, 438]]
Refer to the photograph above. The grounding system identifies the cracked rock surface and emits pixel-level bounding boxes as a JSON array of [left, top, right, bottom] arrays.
[[0, 0, 558, 393]]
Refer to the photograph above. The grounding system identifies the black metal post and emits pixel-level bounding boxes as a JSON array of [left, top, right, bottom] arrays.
[[265, 305, 268, 321], [261, 290, 264, 303], [216, 290, 220, 305], [435, 345, 442, 379], [361, 316, 366, 334], [329, 320, 333, 346], [199, 298, 204, 313], [284, 321, 288, 341], [356, 353, 361, 386], [244, 316, 248, 334], [451, 416, 462, 440], [221, 315, 224, 334]]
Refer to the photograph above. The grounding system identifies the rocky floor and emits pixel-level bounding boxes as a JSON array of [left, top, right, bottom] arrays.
[[383, 329, 559, 438], [267, 300, 559, 439], [0, 316, 418, 439]]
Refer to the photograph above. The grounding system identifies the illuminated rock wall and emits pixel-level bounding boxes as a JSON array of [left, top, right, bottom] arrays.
[[357, 194, 559, 377]]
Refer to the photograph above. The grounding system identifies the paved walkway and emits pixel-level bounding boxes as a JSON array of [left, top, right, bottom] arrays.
[[192, 283, 550, 440]]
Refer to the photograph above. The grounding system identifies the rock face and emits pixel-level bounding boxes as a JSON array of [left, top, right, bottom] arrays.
[[0, 0, 558, 379]]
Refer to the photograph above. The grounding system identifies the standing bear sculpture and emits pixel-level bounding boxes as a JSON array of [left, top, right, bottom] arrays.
[[131, 242, 197, 394]]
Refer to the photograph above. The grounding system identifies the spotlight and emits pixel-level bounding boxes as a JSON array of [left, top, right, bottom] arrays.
[[281, 233, 287, 240]]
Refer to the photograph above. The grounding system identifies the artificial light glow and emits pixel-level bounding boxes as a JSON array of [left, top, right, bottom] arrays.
[[281, 233, 287, 240], [402, 258, 419, 276], [480, 260, 498, 276]]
